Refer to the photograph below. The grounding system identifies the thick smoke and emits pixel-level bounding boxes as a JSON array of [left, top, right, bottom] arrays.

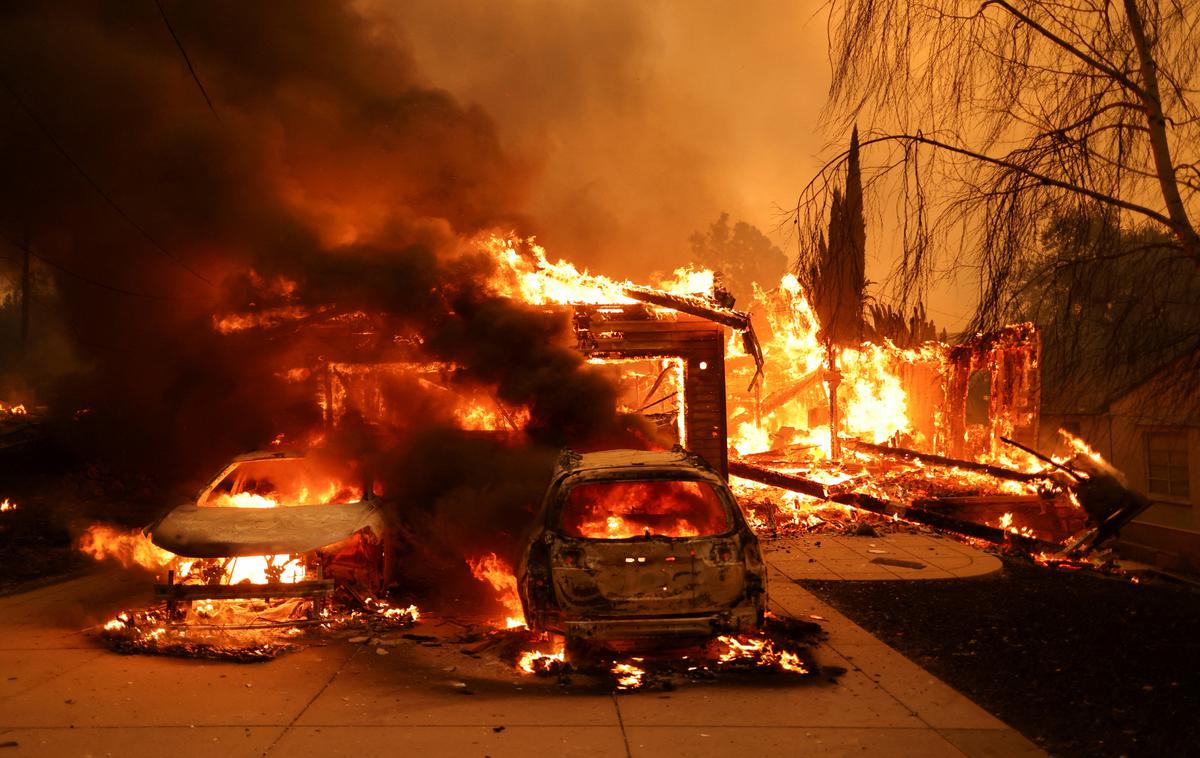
[[377, 0, 834, 279], [0, 2, 659, 586]]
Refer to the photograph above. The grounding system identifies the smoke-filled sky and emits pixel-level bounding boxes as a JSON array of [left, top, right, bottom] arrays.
[[0, 1, 980, 439], [0, 2, 975, 333], [0, 0, 984, 586], [376, 1, 978, 327], [0, 1, 652, 480], [372, 1, 829, 272]]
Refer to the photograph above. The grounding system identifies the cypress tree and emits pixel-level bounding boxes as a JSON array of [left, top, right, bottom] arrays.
[[817, 125, 866, 347], [812, 125, 867, 457]]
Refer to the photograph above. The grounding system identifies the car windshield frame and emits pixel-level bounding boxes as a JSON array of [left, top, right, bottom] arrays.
[[551, 470, 737, 541], [197, 456, 365, 508]]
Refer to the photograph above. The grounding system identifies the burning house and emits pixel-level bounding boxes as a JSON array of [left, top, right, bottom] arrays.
[[61, 232, 1154, 668], [0, 5, 1194, 754]]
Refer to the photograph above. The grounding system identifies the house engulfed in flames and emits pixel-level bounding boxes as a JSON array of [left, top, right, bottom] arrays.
[[228, 237, 1118, 554], [76, 235, 1142, 661]]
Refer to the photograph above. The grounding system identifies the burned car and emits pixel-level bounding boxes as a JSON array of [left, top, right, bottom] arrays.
[[145, 450, 389, 620], [518, 447, 766, 645]]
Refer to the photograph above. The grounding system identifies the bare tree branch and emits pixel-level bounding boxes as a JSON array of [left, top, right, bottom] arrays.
[[985, 0, 1147, 98], [808, 0, 1200, 326]]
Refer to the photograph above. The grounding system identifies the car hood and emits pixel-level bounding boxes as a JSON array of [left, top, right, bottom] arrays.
[[147, 502, 384, 558]]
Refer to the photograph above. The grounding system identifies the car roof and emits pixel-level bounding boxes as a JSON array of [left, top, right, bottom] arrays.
[[575, 449, 691, 468], [229, 450, 305, 463], [556, 448, 720, 479]]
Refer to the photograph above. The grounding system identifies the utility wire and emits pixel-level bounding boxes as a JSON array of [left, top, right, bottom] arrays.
[[0, 231, 200, 302], [0, 71, 215, 287], [154, 0, 220, 122]]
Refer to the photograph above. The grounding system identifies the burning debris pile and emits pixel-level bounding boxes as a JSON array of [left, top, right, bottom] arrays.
[[0, 400, 38, 457], [502, 628, 821, 692], [471, 613, 824, 691], [712, 275, 1150, 564], [99, 598, 418, 662]]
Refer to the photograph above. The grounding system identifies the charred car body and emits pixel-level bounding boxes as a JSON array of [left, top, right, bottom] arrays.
[[518, 447, 766, 644], [145, 450, 389, 620]]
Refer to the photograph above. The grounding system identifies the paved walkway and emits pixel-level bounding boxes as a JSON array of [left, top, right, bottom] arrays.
[[0, 543, 1036, 757], [768, 532, 1003, 581]]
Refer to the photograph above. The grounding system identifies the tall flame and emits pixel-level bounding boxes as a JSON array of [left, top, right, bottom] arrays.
[[467, 552, 526, 629], [482, 236, 717, 305], [729, 273, 948, 458]]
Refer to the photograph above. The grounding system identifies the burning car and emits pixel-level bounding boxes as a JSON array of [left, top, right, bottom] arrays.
[[144, 450, 389, 620], [518, 447, 766, 646]]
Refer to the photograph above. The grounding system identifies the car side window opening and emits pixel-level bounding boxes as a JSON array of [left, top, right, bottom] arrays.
[[202, 459, 362, 507], [206, 474, 237, 500], [559, 479, 731, 539]]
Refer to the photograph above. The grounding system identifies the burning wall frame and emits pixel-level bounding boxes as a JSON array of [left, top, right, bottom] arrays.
[[573, 304, 729, 477], [942, 323, 1041, 459], [293, 298, 741, 478]]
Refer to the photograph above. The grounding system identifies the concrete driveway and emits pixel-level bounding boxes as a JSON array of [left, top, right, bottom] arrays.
[[0, 538, 1040, 757]]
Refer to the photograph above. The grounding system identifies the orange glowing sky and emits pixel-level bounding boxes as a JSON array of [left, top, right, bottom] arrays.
[[372, 0, 979, 330]]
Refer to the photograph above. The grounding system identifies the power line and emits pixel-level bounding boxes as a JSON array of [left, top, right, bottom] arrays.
[[0, 231, 203, 302], [0, 71, 215, 287], [154, 0, 220, 122]]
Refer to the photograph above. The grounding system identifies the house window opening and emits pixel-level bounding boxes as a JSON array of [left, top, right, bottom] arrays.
[[1145, 431, 1190, 499]]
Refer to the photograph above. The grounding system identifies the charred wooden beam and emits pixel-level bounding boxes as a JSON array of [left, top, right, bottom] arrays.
[[622, 285, 765, 388], [728, 460, 827, 499], [759, 372, 821, 416], [844, 438, 1046, 483], [728, 459, 1061, 553], [740, 443, 824, 462], [1000, 435, 1085, 482], [622, 285, 751, 330], [919, 495, 1047, 508]]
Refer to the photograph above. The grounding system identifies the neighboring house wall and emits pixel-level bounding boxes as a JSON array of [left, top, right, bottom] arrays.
[[1107, 382, 1199, 572], [1040, 380, 1200, 573]]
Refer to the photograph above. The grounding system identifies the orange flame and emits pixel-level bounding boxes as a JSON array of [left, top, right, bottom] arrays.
[[77, 524, 308, 585], [482, 235, 717, 306], [76, 525, 175, 571], [562, 480, 728, 539], [728, 272, 948, 458], [612, 659, 646, 689], [517, 642, 565, 674], [467, 552, 526, 629], [715, 634, 809, 674], [222, 554, 306, 584], [211, 492, 280, 509]]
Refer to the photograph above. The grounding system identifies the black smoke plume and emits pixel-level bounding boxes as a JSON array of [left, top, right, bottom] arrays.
[[0, 2, 659, 590]]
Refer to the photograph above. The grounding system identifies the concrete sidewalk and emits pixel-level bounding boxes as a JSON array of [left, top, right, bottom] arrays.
[[0, 544, 1039, 757], [769, 532, 1003, 581]]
